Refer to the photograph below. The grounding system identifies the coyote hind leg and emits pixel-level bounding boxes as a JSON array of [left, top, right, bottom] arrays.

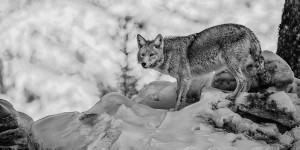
[[225, 66, 247, 101], [241, 68, 252, 92]]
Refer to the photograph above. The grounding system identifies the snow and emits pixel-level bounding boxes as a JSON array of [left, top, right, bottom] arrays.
[[269, 91, 296, 112], [31, 91, 283, 150], [134, 81, 177, 109], [292, 126, 300, 140], [279, 133, 294, 146]]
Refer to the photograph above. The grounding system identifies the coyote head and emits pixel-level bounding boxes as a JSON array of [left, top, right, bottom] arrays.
[[137, 34, 164, 69]]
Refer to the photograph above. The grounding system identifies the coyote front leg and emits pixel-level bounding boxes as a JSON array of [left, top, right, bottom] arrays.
[[175, 76, 191, 111]]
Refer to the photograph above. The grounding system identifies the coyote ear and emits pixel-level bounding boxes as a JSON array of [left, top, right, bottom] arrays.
[[154, 34, 163, 47], [137, 34, 146, 48]]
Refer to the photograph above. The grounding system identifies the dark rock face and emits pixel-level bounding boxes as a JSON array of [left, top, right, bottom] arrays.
[[0, 99, 33, 150], [235, 92, 300, 129], [231, 91, 300, 148], [212, 50, 294, 92], [0, 128, 29, 149], [235, 91, 300, 129], [198, 88, 300, 149]]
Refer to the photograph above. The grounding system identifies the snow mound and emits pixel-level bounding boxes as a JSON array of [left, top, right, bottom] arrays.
[[29, 90, 287, 150]]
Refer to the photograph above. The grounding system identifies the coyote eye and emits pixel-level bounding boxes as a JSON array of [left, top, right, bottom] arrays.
[[155, 45, 160, 49], [141, 53, 145, 57], [150, 53, 154, 57]]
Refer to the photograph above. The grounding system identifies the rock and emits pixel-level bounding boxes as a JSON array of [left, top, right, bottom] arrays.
[[189, 88, 287, 147], [0, 99, 33, 150], [29, 111, 121, 150], [135, 81, 300, 147], [29, 109, 120, 150], [291, 78, 300, 97], [211, 70, 237, 91], [212, 50, 294, 92], [186, 74, 215, 103], [133, 81, 177, 109], [278, 132, 294, 146], [17, 111, 34, 131], [291, 126, 300, 140], [28, 109, 122, 150], [263, 50, 294, 89], [197, 93, 280, 144], [134, 73, 214, 109], [287, 93, 300, 125], [0, 128, 29, 149], [235, 91, 300, 129], [29, 89, 290, 149], [269, 91, 296, 112], [29, 92, 129, 150], [87, 92, 134, 115], [29, 92, 168, 150], [292, 140, 300, 150]]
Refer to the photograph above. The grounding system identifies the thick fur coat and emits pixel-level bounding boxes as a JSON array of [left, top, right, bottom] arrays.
[[137, 24, 268, 110]]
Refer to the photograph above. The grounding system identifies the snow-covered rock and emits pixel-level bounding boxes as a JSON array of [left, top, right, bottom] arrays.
[[134, 73, 214, 109], [29, 111, 121, 150], [1, 79, 298, 149], [278, 132, 294, 146], [291, 77, 300, 97], [235, 91, 300, 128], [1, 80, 299, 149], [28, 90, 296, 149], [291, 126, 300, 140], [212, 50, 294, 93], [29, 93, 168, 150], [133, 81, 177, 109], [292, 140, 300, 150]]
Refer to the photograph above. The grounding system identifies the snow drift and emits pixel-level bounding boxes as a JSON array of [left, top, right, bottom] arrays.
[[27, 85, 300, 150]]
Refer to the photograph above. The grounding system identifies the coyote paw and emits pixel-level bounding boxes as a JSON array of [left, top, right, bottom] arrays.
[[225, 95, 236, 101], [169, 108, 175, 111], [173, 106, 180, 111]]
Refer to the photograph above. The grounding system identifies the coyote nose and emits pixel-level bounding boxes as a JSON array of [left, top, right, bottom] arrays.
[[141, 62, 146, 67]]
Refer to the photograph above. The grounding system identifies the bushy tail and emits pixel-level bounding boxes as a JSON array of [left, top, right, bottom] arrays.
[[249, 35, 271, 85]]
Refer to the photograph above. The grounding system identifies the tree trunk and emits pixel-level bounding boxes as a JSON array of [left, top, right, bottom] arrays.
[[277, 0, 300, 78]]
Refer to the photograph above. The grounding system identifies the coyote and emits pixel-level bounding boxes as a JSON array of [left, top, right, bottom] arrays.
[[137, 24, 268, 111]]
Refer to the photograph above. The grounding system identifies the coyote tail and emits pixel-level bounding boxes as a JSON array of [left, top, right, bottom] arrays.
[[248, 33, 271, 85]]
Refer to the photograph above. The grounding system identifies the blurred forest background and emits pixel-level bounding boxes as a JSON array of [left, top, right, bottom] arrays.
[[0, 0, 284, 120]]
